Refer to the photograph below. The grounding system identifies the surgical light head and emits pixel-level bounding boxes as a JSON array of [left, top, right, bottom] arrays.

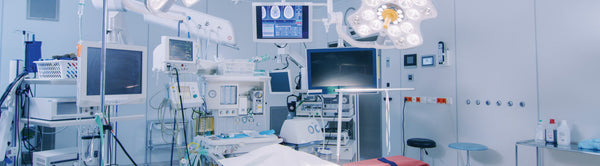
[[145, 0, 176, 13], [347, 0, 437, 49], [145, 0, 200, 13]]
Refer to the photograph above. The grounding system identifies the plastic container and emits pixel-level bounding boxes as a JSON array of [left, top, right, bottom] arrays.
[[317, 148, 332, 161], [557, 120, 571, 146], [535, 120, 545, 143], [34, 60, 78, 79], [546, 119, 557, 144]]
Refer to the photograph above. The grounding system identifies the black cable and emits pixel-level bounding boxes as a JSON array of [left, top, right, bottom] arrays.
[[402, 99, 407, 156], [110, 131, 137, 166], [169, 108, 177, 166], [274, 43, 288, 48], [275, 56, 290, 70], [0, 72, 28, 110], [294, 72, 301, 90], [174, 68, 192, 165]]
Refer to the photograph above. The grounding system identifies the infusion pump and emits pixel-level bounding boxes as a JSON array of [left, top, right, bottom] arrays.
[[169, 82, 203, 108]]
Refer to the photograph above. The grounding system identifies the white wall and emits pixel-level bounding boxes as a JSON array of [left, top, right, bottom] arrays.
[[536, 0, 600, 165]]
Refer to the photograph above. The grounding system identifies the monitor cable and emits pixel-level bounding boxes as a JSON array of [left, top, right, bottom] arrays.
[[174, 68, 192, 166]]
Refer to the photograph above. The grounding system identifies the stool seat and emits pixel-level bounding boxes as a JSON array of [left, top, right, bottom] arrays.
[[407, 138, 437, 149], [449, 142, 488, 151]]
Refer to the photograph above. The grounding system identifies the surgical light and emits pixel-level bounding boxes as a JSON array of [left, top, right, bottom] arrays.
[[146, 0, 201, 12], [145, 0, 175, 12], [347, 0, 437, 49], [181, 0, 199, 7]]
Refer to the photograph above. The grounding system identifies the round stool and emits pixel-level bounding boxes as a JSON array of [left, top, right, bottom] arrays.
[[449, 142, 488, 166], [407, 138, 436, 161]]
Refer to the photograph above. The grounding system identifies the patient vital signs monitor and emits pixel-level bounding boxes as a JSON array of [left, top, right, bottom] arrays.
[[77, 41, 147, 107], [253, 2, 312, 43], [307, 48, 377, 94]]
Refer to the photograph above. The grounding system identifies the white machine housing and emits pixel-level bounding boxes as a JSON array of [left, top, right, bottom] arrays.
[[205, 75, 268, 117], [169, 82, 203, 108], [32, 148, 78, 166], [91, 0, 236, 47], [324, 131, 349, 145], [280, 118, 324, 144], [30, 97, 95, 120], [152, 36, 200, 73], [196, 134, 282, 156]]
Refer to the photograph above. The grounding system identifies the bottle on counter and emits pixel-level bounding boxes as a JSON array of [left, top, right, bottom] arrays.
[[535, 120, 545, 143], [546, 119, 557, 144], [557, 120, 571, 146]]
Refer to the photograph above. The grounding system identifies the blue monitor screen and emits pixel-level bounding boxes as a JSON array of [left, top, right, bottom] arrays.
[[269, 71, 292, 93], [307, 48, 377, 94], [255, 5, 309, 39], [86, 47, 143, 95]]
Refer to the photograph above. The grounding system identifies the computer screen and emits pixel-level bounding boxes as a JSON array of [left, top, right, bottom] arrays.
[[307, 48, 377, 94], [269, 70, 292, 94], [253, 2, 312, 43], [77, 41, 147, 107], [168, 38, 194, 62]]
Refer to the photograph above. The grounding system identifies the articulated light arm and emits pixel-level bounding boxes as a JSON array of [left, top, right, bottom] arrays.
[[92, 0, 236, 47]]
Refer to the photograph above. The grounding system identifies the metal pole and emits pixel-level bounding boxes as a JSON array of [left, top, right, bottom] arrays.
[[515, 144, 518, 166], [101, 0, 108, 165], [466, 150, 470, 166], [336, 91, 343, 163], [355, 93, 360, 161]]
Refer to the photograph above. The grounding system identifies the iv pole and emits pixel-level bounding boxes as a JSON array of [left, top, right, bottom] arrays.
[[100, 0, 108, 165]]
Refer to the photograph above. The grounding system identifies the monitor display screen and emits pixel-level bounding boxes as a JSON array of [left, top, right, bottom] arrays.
[[86, 47, 143, 95], [307, 48, 377, 93], [269, 70, 292, 93], [77, 41, 147, 107], [168, 39, 194, 62], [253, 3, 311, 43]]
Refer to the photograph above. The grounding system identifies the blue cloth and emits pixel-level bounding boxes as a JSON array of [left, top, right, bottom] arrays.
[[377, 158, 398, 166], [259, 129, 275, 135], [449, 142, 488, 151], [578, 138, 600, 150]]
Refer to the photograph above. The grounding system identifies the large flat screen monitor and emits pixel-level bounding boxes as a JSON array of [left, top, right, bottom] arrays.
[[252, 2, 312, 43], [77, 41, 147, 107], [307, 48, 377, 94]]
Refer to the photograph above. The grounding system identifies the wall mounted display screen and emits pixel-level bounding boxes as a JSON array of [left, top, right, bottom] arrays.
[[307, 48, 377, 94], [253, 2, 312, 43]]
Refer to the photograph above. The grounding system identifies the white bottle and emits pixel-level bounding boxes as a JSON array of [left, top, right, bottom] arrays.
[[545, 119, 557, 144], [557, 120, 571, 146], [535, 120, 545, 143]]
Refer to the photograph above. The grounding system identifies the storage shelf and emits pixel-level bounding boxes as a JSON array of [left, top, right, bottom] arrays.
[[517, 139, 600, 156], [24, 78, 76, 85], [23, 114, 144, 128]]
